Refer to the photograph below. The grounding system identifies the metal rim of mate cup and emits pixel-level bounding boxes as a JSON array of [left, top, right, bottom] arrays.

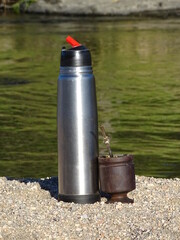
[[98, 154, 136, 204]]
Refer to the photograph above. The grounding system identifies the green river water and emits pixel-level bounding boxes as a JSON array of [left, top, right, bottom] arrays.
[[0, 15, 180, 178]]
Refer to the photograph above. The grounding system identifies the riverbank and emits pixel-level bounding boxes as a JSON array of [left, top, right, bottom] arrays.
[[27, 0, 180, 17], [0, 176, 179, 239], [1, 0, 180, 17]]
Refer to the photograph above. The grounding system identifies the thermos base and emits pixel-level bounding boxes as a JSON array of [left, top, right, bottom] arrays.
[[58, 193, 100, 204]]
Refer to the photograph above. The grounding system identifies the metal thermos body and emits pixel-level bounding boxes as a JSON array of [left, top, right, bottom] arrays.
[[57, 44, 100, 203]]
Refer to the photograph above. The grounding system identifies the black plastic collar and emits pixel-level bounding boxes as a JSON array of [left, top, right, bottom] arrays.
[[60, 45, 92, 67]]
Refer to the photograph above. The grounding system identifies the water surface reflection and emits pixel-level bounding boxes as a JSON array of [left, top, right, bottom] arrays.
[[0, 15, 180, 178]]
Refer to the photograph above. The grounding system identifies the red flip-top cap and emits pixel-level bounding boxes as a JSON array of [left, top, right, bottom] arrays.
[[66, 35, 81, 47], [61, 36, 91, 67]]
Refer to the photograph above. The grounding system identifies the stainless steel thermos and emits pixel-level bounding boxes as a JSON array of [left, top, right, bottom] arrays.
[[57, 36, 100, 203]]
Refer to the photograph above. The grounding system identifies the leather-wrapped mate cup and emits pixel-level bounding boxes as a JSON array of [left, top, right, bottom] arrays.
[[98, 154, 136, 203]]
